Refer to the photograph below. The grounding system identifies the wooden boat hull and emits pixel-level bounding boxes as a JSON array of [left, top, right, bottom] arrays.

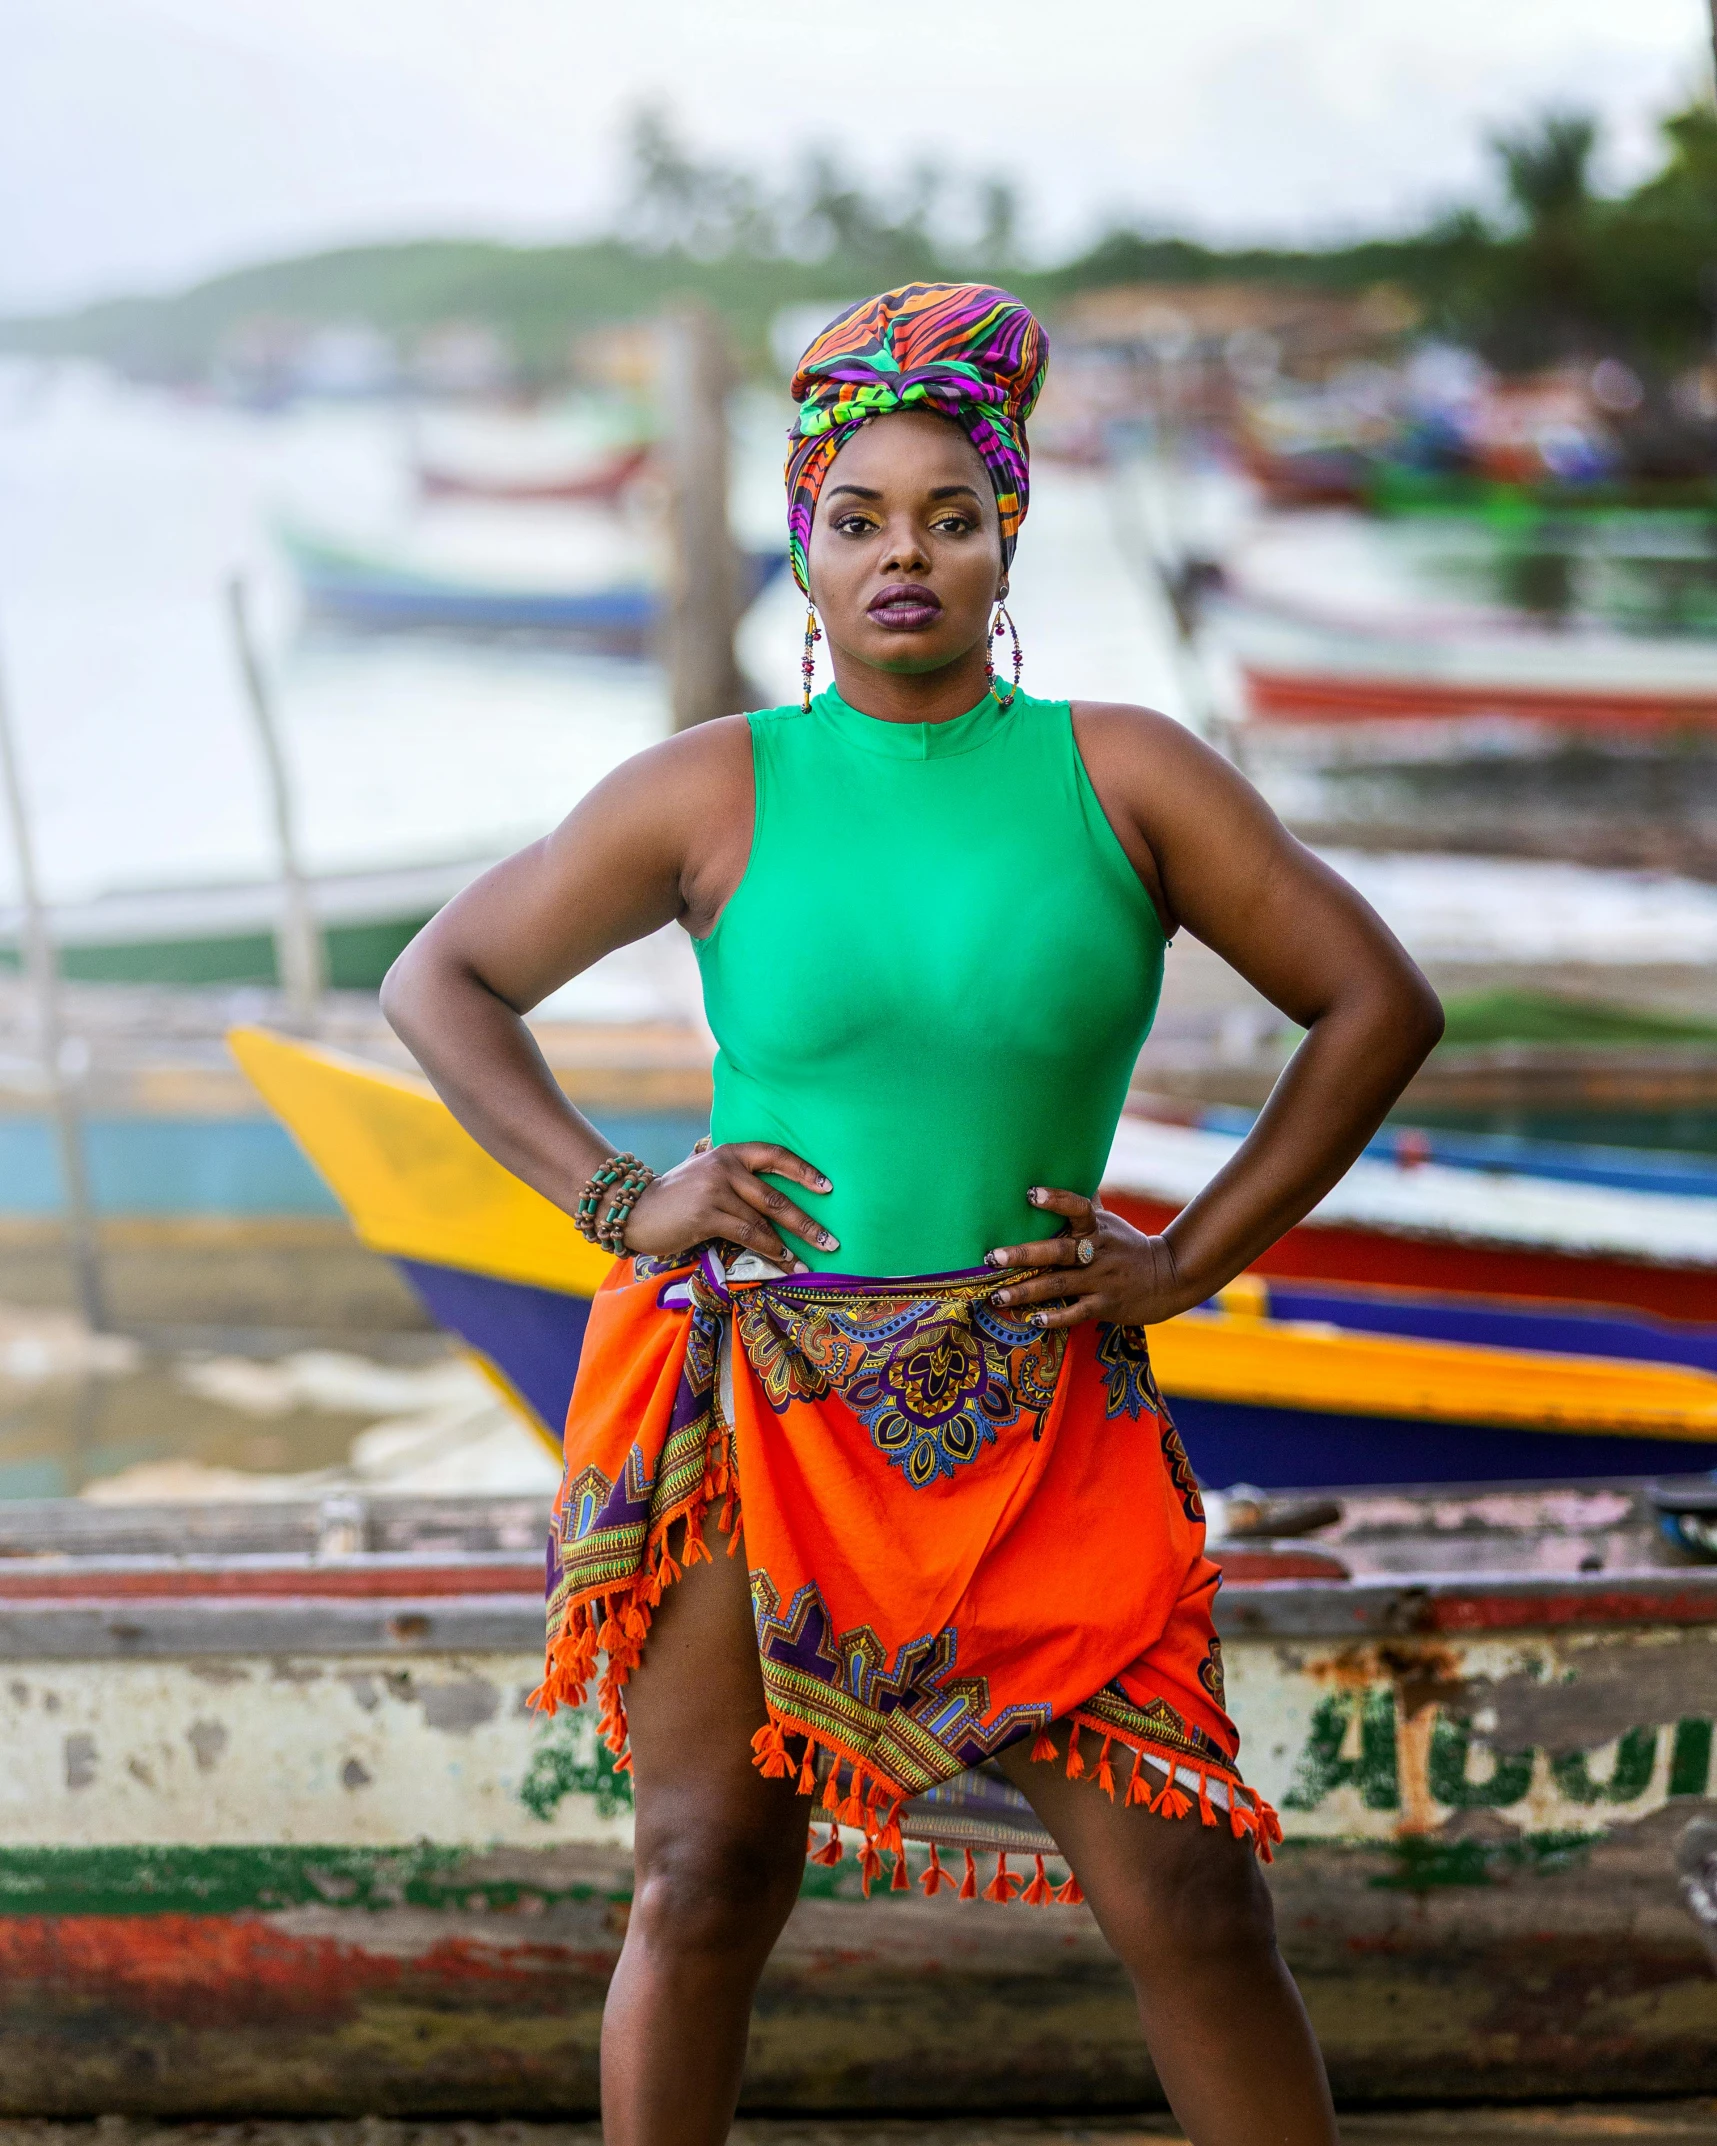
[[281, 527, 787, 648], [0, 857, 492, 990], [1243, 663, 1717, 731], [0, 1499, 1711, 2114]]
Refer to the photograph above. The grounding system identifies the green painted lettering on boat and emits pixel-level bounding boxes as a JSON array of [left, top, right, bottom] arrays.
[[1283, 1689, 1400, 1812], [1427, 1715, 1535, 1809], [1550, 1725, 1660, 1806], [519, 1718, 636, 1821], [1670, 1717, 1714, 1799]]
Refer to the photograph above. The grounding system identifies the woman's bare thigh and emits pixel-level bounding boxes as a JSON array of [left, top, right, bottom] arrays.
[[622, 1518, 810, 1859]]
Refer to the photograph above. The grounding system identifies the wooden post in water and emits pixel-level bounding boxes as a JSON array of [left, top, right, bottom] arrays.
[[227, 577, 324, 1021], [0, 624, 108, 1333], [660, 304, 748, 731]]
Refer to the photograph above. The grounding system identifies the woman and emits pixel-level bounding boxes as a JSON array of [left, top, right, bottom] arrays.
[[382, 282, 1442, 2146]]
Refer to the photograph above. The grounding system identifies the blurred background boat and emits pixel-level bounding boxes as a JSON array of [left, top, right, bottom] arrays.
[[0, 856, 489, 988], [279, 520, 787, 650], [414, 439, 652, 505]]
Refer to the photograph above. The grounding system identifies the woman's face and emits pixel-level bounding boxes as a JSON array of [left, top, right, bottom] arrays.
[[803, 409, 1005, 680]]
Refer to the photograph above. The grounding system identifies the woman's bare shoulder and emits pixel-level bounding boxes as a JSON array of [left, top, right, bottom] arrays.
[[1070, 700, 1226, 771], [565, 710, 758, 939], [597, 710, 755, 812], [1070, 701, 1279, 829]]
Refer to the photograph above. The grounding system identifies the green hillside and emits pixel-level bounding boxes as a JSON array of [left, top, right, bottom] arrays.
[[5, 101, 1714, 385]]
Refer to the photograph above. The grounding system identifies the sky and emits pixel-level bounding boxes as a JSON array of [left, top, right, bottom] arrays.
[[5, 0, 1711, 315]]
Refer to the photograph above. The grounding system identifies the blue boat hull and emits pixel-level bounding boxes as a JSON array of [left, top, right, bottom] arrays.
[[385, 1256, 1717, 1489], [1261, 1280, 1717, 1375], [1168, 1395, 1711, 1491], [288, 541, 788, 649]]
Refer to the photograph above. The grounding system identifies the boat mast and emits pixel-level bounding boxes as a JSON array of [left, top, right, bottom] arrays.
[[661, 303, 749, 730], [0, 623, 108, 1333], [227, 576, 324, 1023], [1709, 0, 1717, 106]]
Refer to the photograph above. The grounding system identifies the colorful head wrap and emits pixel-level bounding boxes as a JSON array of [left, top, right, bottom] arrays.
[[785, 282, 1049, 595]]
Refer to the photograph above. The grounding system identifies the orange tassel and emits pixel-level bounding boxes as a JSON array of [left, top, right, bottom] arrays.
[[796, 1749, 818, 1797], [654, 1548, 681, 1591], [751, 1721, 793, 1779], [983, 1852, 1023, 1904], [958, 1848, 979, 1901], [821, 1764, 843, 1814], [596, 1608, 621, 1653], [809, 1821, 843, 1867], [725, 1523, 743, 1558], [920, 1843, 956, 1895], [858, 1840, 883, 1897], [1053, 1868, 1084, 1905], [890, 1852, 911, 1891], [1198, 1769, 1217, 1827], [1231, 1798, 1259, 1843], [1029, 1728, 1058, 1764], [1064, 1729, 1086, 1781], [1022, 1853, 1054, 1906], [612, 1747, 633, 1775], [837, 1773, 868, 1828], [1125, 1749, 1155, 1808], [877, 1801, 905, 1858], [1096, 1737, 1116, 1801], [1158, 1781, 1194, 1821], [681, 1526, 712, 1568]]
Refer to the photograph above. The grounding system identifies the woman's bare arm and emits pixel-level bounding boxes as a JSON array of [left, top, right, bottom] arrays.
[[989, 704, 1444, 1324], [378, 717, 835, 1265]]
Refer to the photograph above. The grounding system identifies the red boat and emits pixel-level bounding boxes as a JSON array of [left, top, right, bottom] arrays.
[[1243, 662, 1717, 732], [414, 442, 651, 506]]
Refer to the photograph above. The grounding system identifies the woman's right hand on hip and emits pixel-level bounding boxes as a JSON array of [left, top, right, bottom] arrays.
[[622, 1143, 837, 1266]]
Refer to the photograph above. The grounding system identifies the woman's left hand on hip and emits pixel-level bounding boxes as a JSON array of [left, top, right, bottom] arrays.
[[986, 1187, 1187, 1329]]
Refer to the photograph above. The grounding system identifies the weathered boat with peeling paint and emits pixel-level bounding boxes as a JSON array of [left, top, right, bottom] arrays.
[[0, 1487, 1712, 2116]]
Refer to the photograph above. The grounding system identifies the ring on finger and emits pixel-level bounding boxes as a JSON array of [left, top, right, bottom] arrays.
[[1076, 1237, 1095, 1266]]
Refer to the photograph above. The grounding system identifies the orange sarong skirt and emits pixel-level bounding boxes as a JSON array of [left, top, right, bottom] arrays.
[[533, 1246, 1280, 1900]]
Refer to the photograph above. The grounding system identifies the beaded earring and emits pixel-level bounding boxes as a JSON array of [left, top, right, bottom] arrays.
[[800, 604, 822, 714], [985, 599, 1022, 708]]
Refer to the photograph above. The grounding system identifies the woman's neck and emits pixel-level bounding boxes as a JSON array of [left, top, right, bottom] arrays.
[[824, 646, 994, 725]]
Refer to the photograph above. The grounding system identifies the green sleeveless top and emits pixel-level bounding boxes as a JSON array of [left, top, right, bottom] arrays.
[[692, 685, 1166, 1276]]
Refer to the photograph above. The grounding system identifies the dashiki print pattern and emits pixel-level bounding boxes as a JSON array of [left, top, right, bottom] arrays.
[[784, 282, 1049, 595], [534, 1248, 1281, 1902]]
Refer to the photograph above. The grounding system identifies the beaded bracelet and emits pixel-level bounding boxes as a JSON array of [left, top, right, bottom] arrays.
[[597, 1162, 654, 1255], [575, 1152, 654, 1252]]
